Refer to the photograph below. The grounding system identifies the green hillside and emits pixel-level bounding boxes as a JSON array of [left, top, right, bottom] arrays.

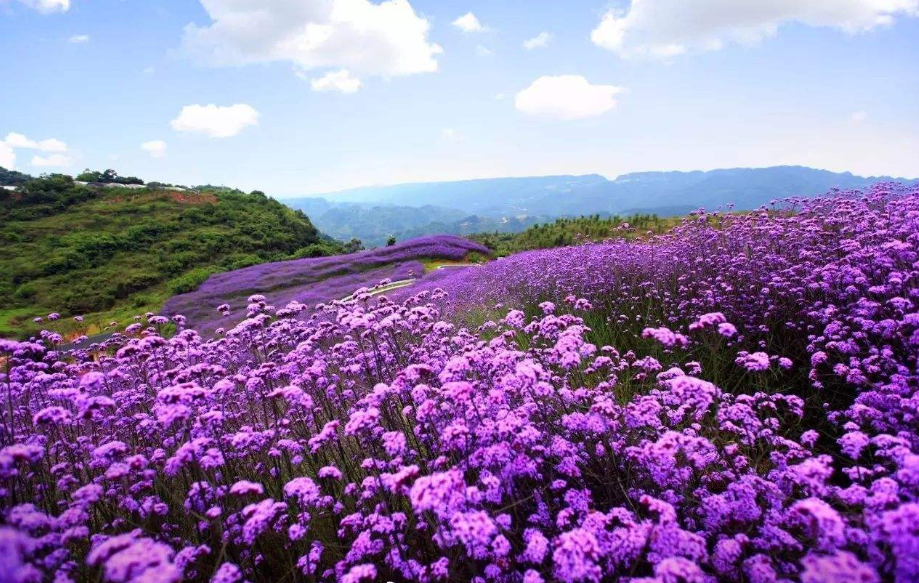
[[0, 170, 337, 339], [470, 213, 678, 256]]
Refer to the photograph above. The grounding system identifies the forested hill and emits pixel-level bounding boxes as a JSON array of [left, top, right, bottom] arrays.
[[0, 169, 337, 338]]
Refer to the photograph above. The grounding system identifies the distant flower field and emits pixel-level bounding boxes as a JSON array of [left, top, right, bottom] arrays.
[[3, 184, 919, 582], [161, 235, 489, 335]]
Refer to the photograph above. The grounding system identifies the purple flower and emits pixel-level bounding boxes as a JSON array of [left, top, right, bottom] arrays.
[[735, 351, 770, 372], [341, 564, 376, 583], [87, 532, 180, 583], [210, 562, 243, 583], [800, 551, 879, 583], [229, 480, 264, 496], [318, 466, 343, 480], [642, 326, 689, 349], [717, 322, 737, 338], [344, 407, 380, 435], [553, 529, 601, 583], [523, 529, 549, 564], [409, 470, 466, 520], [241, 499, 286, 545], [284, 477, 321, 506]]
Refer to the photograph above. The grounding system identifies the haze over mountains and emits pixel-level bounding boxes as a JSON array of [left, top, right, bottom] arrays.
[[286, 166, 917, 246]]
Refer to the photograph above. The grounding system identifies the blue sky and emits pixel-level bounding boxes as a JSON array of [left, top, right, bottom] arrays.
[[1, 0, 918, 197]]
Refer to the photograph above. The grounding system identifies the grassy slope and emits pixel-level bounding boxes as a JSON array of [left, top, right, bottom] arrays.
[[1, 180, 333, 339], [469, 213, 683, 256]]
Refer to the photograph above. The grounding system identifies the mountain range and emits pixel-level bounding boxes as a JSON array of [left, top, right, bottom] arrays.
[[284, 166, 917, 246]]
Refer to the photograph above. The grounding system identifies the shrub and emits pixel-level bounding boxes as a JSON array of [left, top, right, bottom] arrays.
[[167, 267, 219, 295]]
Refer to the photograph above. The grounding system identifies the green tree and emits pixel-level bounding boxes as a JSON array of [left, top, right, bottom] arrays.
[[344, 238, 364, 253]]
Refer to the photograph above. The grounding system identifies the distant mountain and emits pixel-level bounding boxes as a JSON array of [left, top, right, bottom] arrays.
[[284, 199, 553, 246], [302, 166, 917, 218], [311, 203, 468, 244], [312, 174, 608, 215], [586, 166, 918, 214], [285, 166, 917, 244]]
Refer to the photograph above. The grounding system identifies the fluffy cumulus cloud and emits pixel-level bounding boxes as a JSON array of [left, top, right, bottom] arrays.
[[452, 11, 485, 32], [523, 31, 552, 50], [170, 104, 260, 138], [141, 140, 168, 158], [15, 0, 69, 13], [68, 34, 90, 44], [31, 154, 72, 168], [591, 0, 919, 58], [2, 132, 70, 168], [182, 0, 441, 81], [311, 69, 362, 93], [5, 132, 67, 152], [515, 75, 624, 120]]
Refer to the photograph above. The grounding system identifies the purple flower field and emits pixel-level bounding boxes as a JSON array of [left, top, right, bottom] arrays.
[[161, 235, 488, 335], [4, 184, 919, 582]]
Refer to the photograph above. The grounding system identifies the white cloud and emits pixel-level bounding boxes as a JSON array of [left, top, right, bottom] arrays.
[[452, 11, 485, 32], [311, 69, 362, 93], [851, 111, 868, 122], [515, 75, 624, 120], [523, 31, 552, 50], [15, 0, 70, 13], [591, 0, 919, 59], [475, 44, 493, 57], [69, 34, 90, 44], [4, 132, 68, 152], [141, 140, 168, 158], [36, 138, 67, 152], [0, 143, 15, 170], [1, 132, 73, 170], [37, 138, 67, 152], [4, 133, 37, 149], [182, 0, 442, 79], [170, 104, 260, 138], [31, 154, 73, 168]]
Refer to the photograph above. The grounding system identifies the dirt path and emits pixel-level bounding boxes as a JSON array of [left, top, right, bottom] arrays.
[[341, 279, 416, 302]]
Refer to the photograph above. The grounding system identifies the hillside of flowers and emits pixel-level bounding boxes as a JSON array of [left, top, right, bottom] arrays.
[[162, 235, 489, 335], [3, 183, 919, 582]]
